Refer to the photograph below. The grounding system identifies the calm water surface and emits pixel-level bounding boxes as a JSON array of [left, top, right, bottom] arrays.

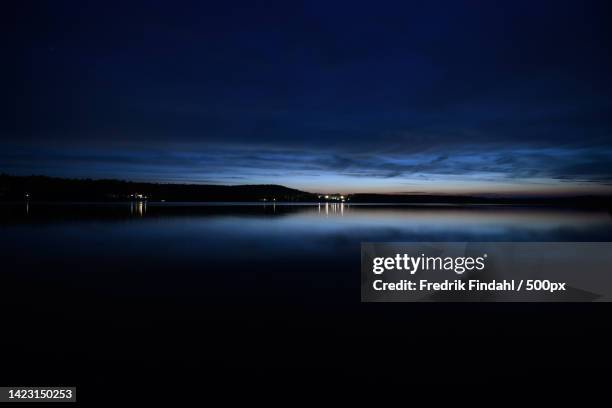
[[2, 202, 612, 296], [1, 202, 611, 395]]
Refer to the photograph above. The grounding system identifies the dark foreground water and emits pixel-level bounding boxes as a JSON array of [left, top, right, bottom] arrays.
[[1, 202, 612, 401]]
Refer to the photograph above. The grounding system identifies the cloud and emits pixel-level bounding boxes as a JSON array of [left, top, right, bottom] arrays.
[[2, 144, 611, 194], [3, 0, 612, 194]]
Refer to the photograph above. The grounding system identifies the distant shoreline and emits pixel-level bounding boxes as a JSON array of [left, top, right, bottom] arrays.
[[1, 174, 611, 209], [1, 200, 609, 207]]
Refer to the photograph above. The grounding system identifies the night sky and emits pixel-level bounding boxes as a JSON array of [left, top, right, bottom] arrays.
[[4, 0, 612, 195]]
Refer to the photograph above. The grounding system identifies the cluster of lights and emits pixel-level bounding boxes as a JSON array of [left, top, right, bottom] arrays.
[[318, 194, 347, 202], [129, 193, 148, 200]]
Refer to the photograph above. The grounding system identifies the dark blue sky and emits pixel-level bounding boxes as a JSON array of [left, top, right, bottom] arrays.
[[3, 0, 612, 194]]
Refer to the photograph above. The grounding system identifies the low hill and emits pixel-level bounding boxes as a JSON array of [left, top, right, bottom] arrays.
[[1, 174, 610, 208], [0, 175, 317, 202]]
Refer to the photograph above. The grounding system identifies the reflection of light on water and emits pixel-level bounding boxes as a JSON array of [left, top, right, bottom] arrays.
[[130, 201, 147, 217], [264, 201, 277, 212], [320, 202, 346, 216], [174, 205, 612, 247], [297, 206, 607, 230], [10, 204, 611, 261]]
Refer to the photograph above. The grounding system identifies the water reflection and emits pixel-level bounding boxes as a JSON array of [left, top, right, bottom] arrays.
[[319, 202, 346, 216], [4, 202, 612, 242], [290, 204, 607, 230], [130, 201, 147, 217], [208, 205, 610, 242], [130, 203, 612, 242], [1, 203, 612, 299], [262, 201, 277, 213]]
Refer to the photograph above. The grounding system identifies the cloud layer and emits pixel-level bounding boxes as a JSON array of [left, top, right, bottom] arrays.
[[3, 0, 612, 194]]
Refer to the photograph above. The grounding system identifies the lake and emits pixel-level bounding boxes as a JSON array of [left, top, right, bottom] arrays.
[[1, 202, 611, 399]]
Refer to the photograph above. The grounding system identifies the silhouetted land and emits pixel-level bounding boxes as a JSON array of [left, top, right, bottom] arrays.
[[1, 174, 610, 208], [348, 193, 612, 209], [0, 174, 316, 202]]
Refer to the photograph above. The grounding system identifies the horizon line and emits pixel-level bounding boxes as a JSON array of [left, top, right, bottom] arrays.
[[3, 173, 612, 199]]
